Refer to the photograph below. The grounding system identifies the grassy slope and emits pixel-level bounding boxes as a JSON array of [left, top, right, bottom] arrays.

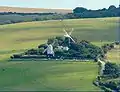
[[0, 17, 119, 60], [0, 61, 99, 91], [0, 17, 119, 91]]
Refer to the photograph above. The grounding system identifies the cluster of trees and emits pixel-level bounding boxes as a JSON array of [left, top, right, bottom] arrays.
[[73, 5, 120, 18], [94, 62, 120, 91], [101, 43, 114, 54], [0, 13, 65, 25], [11, 36, 104, 60], [103, 62, 120, 78], [101, 81, 120, 91], [101, 41, 120, 54], [0, 5, 119, 25], [39, 37, 104, 60]]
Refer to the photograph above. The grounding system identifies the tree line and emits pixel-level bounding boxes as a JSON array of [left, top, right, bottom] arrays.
[[73, 5, 120, 18], [0, 5, 119, 25]]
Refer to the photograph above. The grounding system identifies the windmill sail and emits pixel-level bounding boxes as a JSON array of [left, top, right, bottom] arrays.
[[69, 28, 74, 35], [60, 18, 75, 43], [69, 35, 75, 43], [63, 28, 75, 43], [63, 29, 68, 35]]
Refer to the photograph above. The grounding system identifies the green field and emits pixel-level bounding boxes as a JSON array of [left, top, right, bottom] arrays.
[[0, 17, 119, 91], [0, 61, 100, 91], [0, 17, 119, 60]]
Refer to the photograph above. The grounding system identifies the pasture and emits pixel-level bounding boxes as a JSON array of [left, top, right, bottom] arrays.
[[0, 17, 119, 61], [0, 17, 119, 91], [0, 61, 100, 91], [107, 45, 120, 63]]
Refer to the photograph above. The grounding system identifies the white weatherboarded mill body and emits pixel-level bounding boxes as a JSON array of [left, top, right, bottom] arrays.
[[43, 44, 54, 58], [46, 44, 54, 55]]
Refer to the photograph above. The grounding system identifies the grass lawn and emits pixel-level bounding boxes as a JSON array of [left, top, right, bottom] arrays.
[[0, 61, 100, 91]]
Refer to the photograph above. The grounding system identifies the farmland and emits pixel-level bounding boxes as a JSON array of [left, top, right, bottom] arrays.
[[0, 17, 119, 91], [0, 6, 72, 13]]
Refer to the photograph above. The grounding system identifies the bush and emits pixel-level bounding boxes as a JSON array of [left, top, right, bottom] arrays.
[[25, 49, 39, 55], [54, 48, 65, 58], [103, 62, 120, 78], [114, 41, 120, 45], [101, 43, 116, 55], [38, 48, 45, 55], [13, 54, 22, 58], [38, 44, 47, 49]]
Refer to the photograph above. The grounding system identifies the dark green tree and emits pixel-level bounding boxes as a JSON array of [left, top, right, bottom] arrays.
[[73, 7, 88, 13]]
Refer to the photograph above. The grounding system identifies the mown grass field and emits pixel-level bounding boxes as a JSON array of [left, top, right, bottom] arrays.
[[0, 61, 100, 91], [0, 17, 119, 91]]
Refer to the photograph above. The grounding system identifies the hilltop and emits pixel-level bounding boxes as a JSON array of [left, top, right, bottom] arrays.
[[0, 17, 118, 60], [0, 6, 72, 14], [0, 17, 118, 91]]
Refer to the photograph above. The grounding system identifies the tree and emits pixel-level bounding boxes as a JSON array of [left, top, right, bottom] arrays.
[[73, 7, 88, 13], [103, 62, 120, 78], [47, 38, 55, 44], [55, 36, 64, 46], [54, 48, 65, 58], [108, 5, 116, 10], [101, 8, 107, 11]]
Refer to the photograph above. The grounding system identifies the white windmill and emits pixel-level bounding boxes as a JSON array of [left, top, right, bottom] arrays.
[[43, 41, 55, 58], [63, 28, 75, 46]]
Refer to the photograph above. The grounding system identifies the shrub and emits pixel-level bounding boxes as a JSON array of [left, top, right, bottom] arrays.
[[114, 41, 120, 45], [38, 44, 47, 49], [13, 54, 22, 58], [103, 62, 120, 78], [25, 49, 39, 55]]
